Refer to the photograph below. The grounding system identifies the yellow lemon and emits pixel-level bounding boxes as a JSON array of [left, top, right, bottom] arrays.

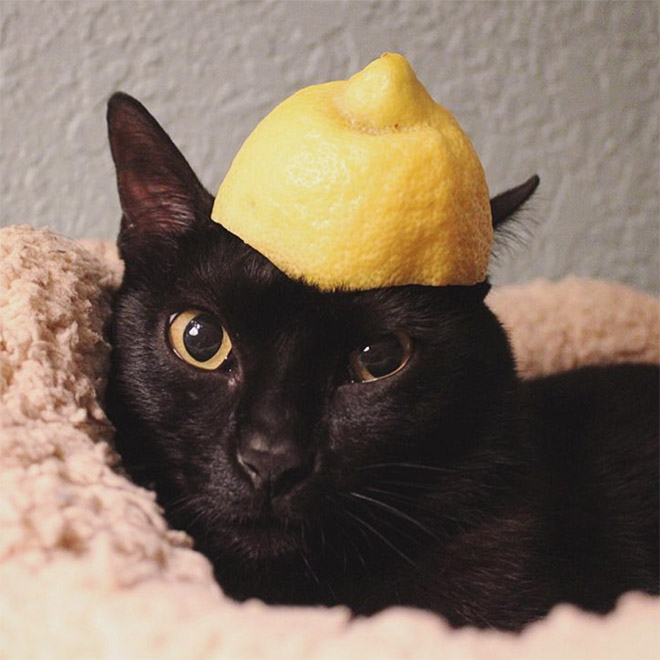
[[212, 53, 491, 290]]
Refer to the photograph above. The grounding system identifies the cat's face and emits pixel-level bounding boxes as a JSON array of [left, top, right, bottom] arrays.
[[106, 93, 538, 598]]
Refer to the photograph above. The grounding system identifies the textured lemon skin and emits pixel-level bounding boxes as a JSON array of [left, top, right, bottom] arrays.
[[212, 54, 492, 290]]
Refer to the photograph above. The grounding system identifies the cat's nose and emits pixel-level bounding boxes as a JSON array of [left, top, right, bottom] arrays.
[[236, 436, 312, 496]]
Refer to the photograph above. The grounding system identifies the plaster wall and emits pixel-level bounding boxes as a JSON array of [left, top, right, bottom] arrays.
[[1, 0, 658, 294]]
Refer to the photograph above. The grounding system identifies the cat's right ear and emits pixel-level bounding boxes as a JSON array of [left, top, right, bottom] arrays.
[[107, 92, 213, 261]]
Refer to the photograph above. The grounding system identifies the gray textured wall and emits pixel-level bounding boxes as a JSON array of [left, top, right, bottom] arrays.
[[1, 0, 658, 294]]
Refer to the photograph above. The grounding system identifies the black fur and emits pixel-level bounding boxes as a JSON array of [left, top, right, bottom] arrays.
[[105, 93, 659, 631]]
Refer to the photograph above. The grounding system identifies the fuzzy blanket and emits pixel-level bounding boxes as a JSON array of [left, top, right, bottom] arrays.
[[1, 224, 658, 660]]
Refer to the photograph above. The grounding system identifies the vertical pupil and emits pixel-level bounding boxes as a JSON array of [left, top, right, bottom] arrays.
[[183, 315, 223, 361]]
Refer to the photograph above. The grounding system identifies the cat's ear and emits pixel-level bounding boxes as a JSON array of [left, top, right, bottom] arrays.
[[489, 175, 540, 229], [107, 92, 213, 259]]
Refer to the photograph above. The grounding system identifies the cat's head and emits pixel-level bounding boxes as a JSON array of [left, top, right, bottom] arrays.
[[105, 93, 539, 596]]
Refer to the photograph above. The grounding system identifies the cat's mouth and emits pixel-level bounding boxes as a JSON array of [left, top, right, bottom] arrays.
[[171, 472, 330, 563], [224, 516, 305, 560]]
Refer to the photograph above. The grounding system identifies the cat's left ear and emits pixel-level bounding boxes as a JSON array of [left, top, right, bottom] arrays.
[[107, 92, 213, 260], [489, 175, 540, 229]]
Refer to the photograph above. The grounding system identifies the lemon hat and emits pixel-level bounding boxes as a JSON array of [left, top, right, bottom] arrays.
[[211, 53, 492, 290]]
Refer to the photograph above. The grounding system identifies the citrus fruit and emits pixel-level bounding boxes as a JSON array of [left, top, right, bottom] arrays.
[[211, 53, 491, 290]]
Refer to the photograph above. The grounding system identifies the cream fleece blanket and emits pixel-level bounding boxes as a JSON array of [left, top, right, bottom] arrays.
[[0, 224, 658, 660]]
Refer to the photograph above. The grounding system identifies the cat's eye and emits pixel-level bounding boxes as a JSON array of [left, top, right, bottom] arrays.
[[168, 310, 232, 371], [349, 332, 412, 382]]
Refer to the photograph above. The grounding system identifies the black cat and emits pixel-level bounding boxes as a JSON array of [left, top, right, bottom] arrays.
[[105, 92, 659, 631]]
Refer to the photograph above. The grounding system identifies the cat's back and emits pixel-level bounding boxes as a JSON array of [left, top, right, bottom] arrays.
[[525, 363, 659, 610]]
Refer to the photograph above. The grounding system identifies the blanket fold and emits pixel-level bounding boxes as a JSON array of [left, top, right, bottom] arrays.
[[1, 225, 658, 660]]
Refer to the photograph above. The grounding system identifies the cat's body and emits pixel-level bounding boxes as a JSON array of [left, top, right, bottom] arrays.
[[105, 93, 659, 631]]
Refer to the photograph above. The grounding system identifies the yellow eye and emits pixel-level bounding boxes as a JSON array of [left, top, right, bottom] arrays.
[[168, 310, 232, 371], [349, 332, 412, 382]]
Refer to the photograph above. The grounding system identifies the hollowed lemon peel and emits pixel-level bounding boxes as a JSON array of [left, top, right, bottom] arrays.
[[211, 53, 492, 290]]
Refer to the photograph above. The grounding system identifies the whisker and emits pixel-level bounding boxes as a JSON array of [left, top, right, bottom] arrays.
[[363, 485, 430, 504], [368, 478, 436, 491], [358, 461, 452, 474], [340, 506, 417, 567], [300, 520, 308, 549], [343, 494, 429, 551], [319, 520, 327, 550], [186, 504, 213, 533], [327, 494, 375, 550], [166, 492, 202, 510], [348, 491, 438, 540], [332, 511, 368, 569], [299, 549, 321, 586], [362, 485, 427, 502], [362, 486, 442, 513]]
